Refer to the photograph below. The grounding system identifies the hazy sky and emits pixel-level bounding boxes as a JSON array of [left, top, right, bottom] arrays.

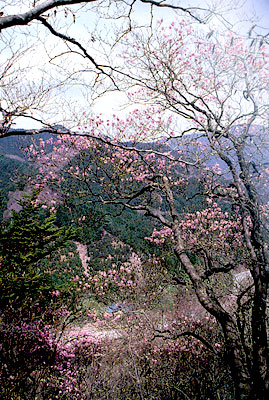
[[235, 0, 269, 30], [91, 0, 269, 116], [250, 0, 269, 22], [3, 0, 268, 129]]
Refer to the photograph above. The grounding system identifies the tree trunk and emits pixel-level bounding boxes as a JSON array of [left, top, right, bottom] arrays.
[[250, 269, 269, 400], [221, 320, 252, 400], [164, 176, 268, 399]]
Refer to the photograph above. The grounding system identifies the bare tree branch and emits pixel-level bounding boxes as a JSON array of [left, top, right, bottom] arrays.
[[154, 328, 220, 355], [0, 0, 99, 31], [37, 16, 120, 88], [0, 0, 206, 32]]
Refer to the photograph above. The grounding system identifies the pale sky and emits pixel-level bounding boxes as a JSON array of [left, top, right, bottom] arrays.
[[2, 0, 267, 129], [86, 0, 269, 118]]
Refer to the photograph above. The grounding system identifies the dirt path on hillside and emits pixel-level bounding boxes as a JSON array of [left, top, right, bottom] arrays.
[[65, 323, 122, 342], [5, 154, 25, 162], [74, 241, 91, 276]]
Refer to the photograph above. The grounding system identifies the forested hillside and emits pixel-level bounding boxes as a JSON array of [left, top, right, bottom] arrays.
[[1, 134, 228, 400], [0, 132, 204, 271], [1, 122, 268, 399]]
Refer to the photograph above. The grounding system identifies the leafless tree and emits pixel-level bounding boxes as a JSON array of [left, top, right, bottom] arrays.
[[0, 0, 248, 136]]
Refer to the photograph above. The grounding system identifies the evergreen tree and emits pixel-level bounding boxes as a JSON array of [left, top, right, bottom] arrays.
[[0, 192, 78, 319]]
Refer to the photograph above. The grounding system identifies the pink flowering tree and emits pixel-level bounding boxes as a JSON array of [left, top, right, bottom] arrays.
[[0, 0, 218, 138], [25, 21, 269, 400], [108, 22, 268, 400]]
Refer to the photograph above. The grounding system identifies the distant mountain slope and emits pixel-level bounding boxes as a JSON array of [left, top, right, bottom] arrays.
[[0, 130, 54, 157]]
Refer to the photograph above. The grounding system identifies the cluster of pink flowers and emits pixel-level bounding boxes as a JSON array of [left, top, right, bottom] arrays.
[[145, 227, 173, 244], [178, 204, 243, 250], [145, 203, 245, 263], [83, 262, 139, 299]]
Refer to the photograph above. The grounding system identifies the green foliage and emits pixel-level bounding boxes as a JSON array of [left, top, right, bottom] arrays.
[[107, 207, 154, 253], [0, 155, 36, 220], [174, 176, 207, 213], [56, 196, 154, 272], [0, 192, 78, 318], [56, 201, 104, 243]]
